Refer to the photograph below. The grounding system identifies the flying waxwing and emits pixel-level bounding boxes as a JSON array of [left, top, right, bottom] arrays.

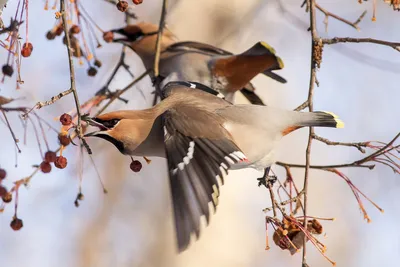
[[84, 81, 344, 252], [111, 22, 287, 105]]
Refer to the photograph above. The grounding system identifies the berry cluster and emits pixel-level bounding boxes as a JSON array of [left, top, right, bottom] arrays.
[[116, 0, 143, 13]]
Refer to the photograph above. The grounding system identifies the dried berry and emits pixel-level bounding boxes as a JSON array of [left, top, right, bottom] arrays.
[[87, 67, 97, 77], [0, 168, 6, 179], [10, 217, 23, 231], [2, 64, 13, 77], [117, 1, 129, 12], [58, 134, 70, 146], [55, 156, 68, 169], [40, 161, 52, 173], [70, 25, 81, 34], [21, 42, 33, 58], [103, 31, 114, 43], [60, 113, 72, 126], [94, 59, 102, 68], [44, 151, 57, 163], [132, 0, 143, 4], [0, 186, 7, 198], [2, 192, 12, 203], [46, 31, 56, 40], [130, 160, 142, 172], [55, 26, 63, 36]]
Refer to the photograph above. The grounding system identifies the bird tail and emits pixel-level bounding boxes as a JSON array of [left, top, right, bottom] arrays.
[[281, 111, 343, 136], [298, 111, 344, 128], [240, 41, 284, 71]]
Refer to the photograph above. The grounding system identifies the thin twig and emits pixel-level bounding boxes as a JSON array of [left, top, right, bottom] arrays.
[[312, 133, 368, 153], [23, 88, 73, 117], [322, 37, 400, 52], [153, 0, 168, 77], [302, 0, 318, 264], [60, 0, 84, 138], [316, 3, 366, 31]]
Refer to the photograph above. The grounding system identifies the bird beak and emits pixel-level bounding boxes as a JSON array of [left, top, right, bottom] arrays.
[[84, 117, 109, 137], [111, 28, 133, 45]]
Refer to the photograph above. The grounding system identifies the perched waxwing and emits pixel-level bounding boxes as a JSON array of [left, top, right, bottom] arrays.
[[111, 22, 286, 105], [84, 81, 343, 252]]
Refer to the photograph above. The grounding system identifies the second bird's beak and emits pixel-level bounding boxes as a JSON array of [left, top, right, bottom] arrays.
[[111, 28, 130, 44], [84, 118, 109, 137]]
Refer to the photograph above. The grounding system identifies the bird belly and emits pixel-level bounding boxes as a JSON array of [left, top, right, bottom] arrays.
[[223, 122, 281, 170]]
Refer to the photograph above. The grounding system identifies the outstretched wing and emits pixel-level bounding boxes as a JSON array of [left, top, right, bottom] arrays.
[[161, 82, 248, 252]]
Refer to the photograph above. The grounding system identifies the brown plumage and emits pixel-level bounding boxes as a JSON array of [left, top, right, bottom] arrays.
[[111, 22, 286, 104], [85, 81, 344, 253]]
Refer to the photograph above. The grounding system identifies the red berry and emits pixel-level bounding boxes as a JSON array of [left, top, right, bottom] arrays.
[[0, 168, 6, 179], [87, 67, 97, 77], [58, 134, 70, 146], [2, 192, 12, 203], [103, 31, 114, 43], [116, 1, 129, 12], [10, 217, 23, 231], [132, 0, 143, 4], [55, 156, 68, 169], [44, 151, 57, 163], [21, 42, 33, 57], [40, 161, 52, 173], [70, 25, 81, 34], [130, 160, 142, 172], [2, 64, 13, 76], [60, 113, 72, 126], [55, 26, 63, 36], [0, 186, 7, 198]]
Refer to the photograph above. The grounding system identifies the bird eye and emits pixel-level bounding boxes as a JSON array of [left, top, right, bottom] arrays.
[[102, 119, 120, 129]]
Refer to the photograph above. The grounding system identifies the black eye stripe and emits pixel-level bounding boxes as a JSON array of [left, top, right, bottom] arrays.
[[94, 118, 120, 129]]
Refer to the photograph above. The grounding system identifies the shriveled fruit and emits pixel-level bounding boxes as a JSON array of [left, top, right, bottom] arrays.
[[2, 64, 13, 77], [117, 1, 129, 12], [46, 31, 56, 40], [103, 31, 114, 43], [44, 151, 57, 163], [2, 192, 12, 203], [0, 168, 6, 179], [0, 186, 7, 198], [60, 113, 72, 126], [87, 67, 97, 77], [10, 217, 23, 231], [70, 25, 81, 34], [40, 161, 52, 173], [58, 134, 71, 146], [21, 42, 33, 57], [55, 156, 68, 169], [130, 160, 142, 172]]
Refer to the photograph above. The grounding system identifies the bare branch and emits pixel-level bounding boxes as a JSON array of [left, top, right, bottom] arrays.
[[312, 134, 368, 153], [316, 3, 366, 31], [322, 37, 400, 52]]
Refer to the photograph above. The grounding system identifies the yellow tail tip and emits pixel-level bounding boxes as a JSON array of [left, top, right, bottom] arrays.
[[260, 41, 276, 54], [259, 41, 284, 68], [322, 111, 339, 118], [335, 118, 345, 128]]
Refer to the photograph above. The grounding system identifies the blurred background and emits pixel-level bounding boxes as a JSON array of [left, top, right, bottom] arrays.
[[0, 0, 399, 266]]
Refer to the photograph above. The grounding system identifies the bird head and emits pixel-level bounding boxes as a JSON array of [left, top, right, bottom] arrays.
[[111, 23, 159, 46], [84, 111, 149, 154], [111, 22, 177, 58]]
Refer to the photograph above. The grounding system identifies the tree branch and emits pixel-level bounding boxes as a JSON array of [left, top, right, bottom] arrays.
[[302, 0, 318, 264], [60, 0, 83, 139], [312, 133, 368, 153], [322, 37, 400, 52]]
